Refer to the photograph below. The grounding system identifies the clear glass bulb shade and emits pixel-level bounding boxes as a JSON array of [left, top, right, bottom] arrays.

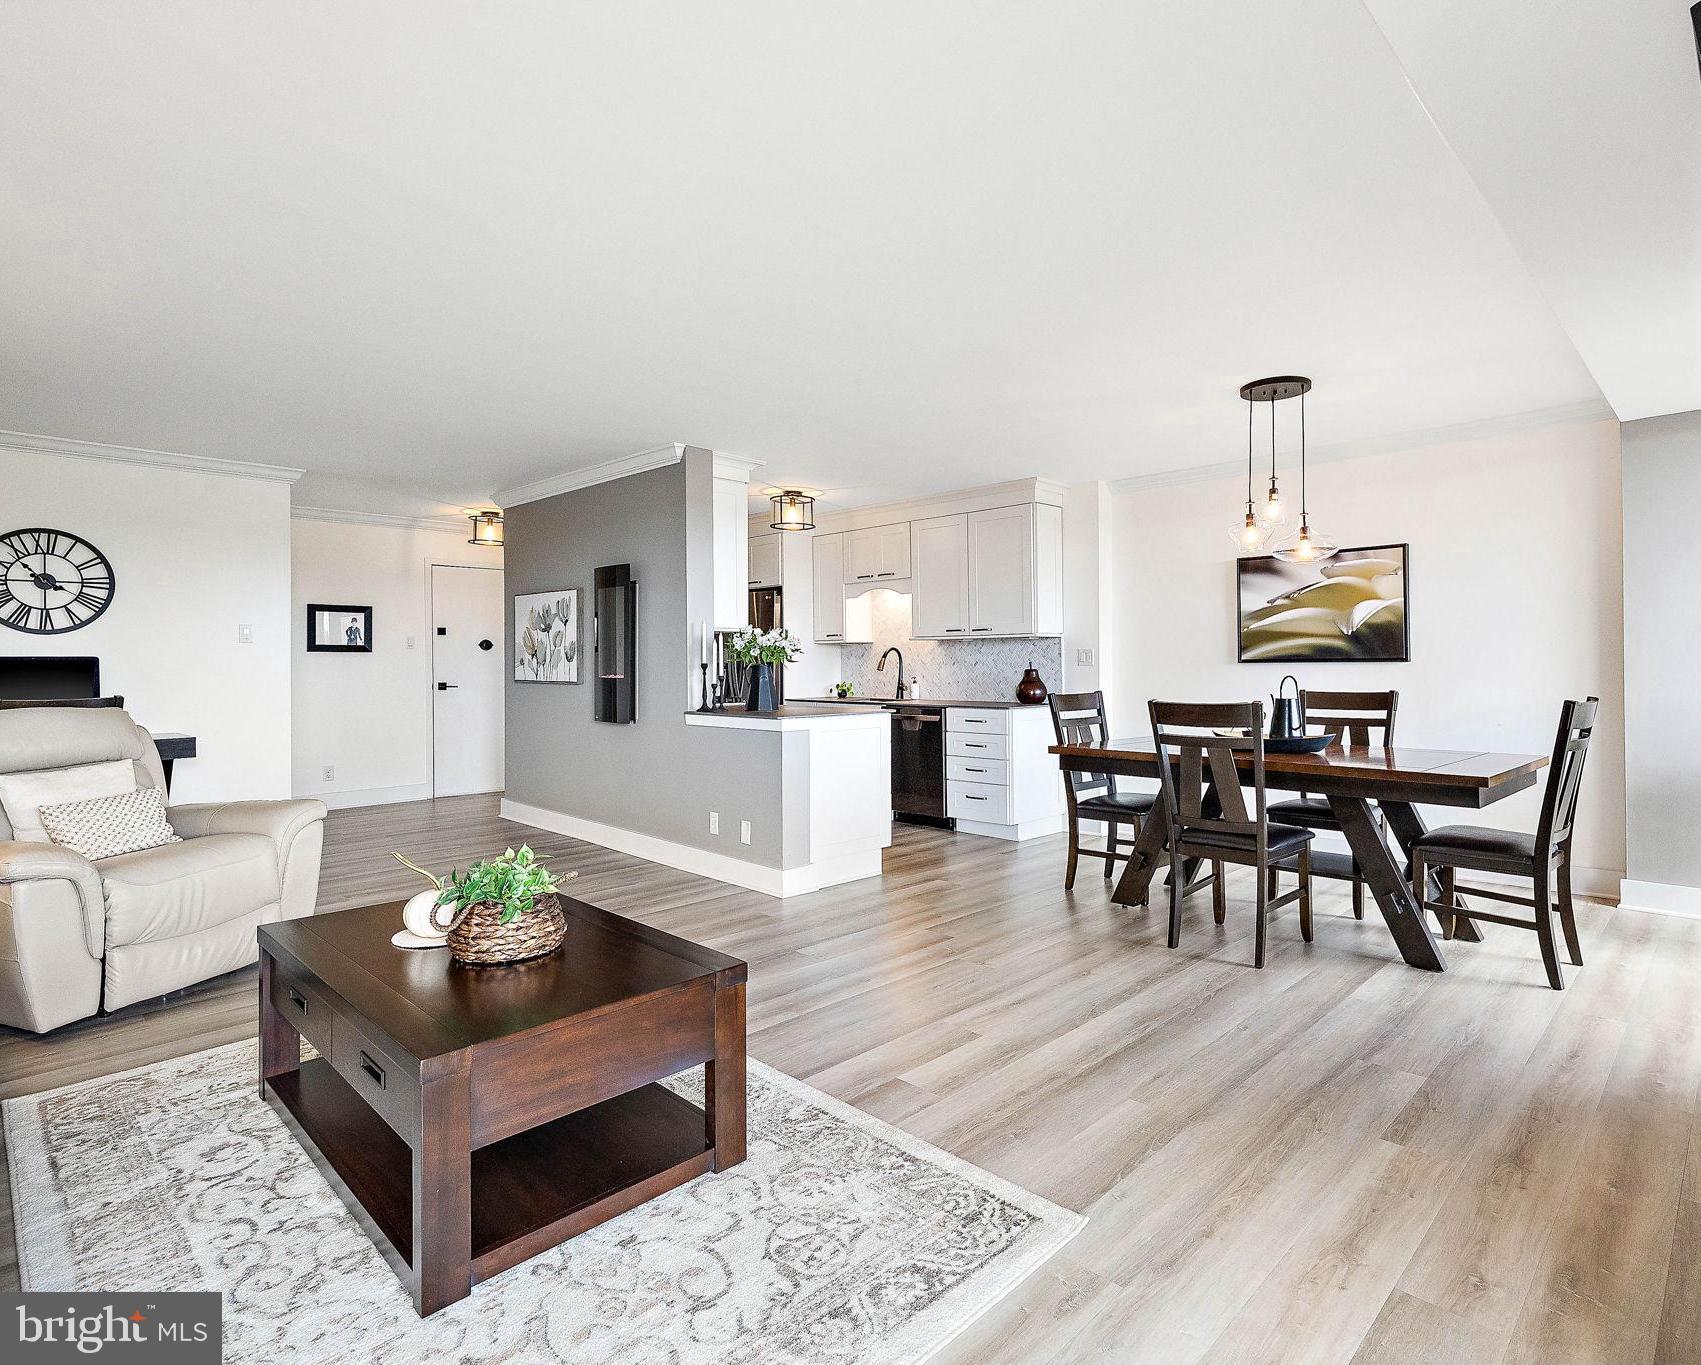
[[1229, 509, 1269, 553], [1270, 517, 1339, 564], [1258, 481, 1285, 527]]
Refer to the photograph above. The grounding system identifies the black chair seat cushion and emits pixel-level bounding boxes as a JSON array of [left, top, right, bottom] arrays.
[[1078, 791, 1157, 819], [1265, 796, 1339, 830], [1410, 824, 1537, 862], [1181, 823, 1315, 859]]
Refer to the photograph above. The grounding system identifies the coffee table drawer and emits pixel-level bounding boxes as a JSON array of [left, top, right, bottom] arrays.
[[269, 959, 334, 1056], [330, 1010, 420, 1143]]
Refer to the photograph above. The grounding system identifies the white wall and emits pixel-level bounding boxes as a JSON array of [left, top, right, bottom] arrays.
[[1, 445, 293, 801], [1620, 409, 1701, 911], [291, 516, 502, 808], [1110, 418, 1625, 889]]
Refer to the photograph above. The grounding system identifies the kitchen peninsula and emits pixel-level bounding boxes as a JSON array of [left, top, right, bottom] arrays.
[[684, 701, 892, 896]]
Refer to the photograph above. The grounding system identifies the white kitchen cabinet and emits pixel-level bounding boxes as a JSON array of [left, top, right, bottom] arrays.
[[844, 522, 911, 585], [748, 532, 782, 589], [811, 533, 872, 643], [910, 514, 969, 639], [944, 706, 1063, 840], [712, 475, 750, 629], [967, 506, 1037, 635]]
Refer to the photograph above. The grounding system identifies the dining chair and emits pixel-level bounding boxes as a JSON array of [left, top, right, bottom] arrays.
[[1149, 700, 1315, 968], [1047, 691, 1154, 890], [1409, 697, 1598, 990], [1267, 689, 1398, 918]]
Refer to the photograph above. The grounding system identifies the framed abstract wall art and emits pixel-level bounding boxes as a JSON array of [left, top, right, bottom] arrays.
[[514, 589, 579, 683], [1237, 543, 1409, 663]]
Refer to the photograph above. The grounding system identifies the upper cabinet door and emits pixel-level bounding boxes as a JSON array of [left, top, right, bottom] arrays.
[[748, 533, 782, 588], [911, 514, 969, 638], [844, 523, 911, 583], [812, 533, 847, 642], [968, 506, 1036, 636]]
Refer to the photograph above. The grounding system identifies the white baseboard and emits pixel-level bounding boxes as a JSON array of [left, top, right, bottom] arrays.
[[499, 799, 882, 899], [955, 814, 1065, 842], [307, 782, 434, 811], [1618, 879, 1701, 920]]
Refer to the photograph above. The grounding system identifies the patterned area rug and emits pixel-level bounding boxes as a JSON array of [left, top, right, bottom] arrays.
[[5, 1042, 1082, 1364]]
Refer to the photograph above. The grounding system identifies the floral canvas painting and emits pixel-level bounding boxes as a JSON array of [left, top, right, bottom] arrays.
[[514, 589, 579, 682], [1237, 544, 1409, 662]]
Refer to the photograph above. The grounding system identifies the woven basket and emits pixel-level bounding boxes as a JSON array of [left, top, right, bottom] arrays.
[[433, 893, 567, 966]]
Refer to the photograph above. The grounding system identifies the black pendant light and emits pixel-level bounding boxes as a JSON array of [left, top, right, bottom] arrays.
[[1229, 394, 1268, 552], [1234, 377, 1336, 564]]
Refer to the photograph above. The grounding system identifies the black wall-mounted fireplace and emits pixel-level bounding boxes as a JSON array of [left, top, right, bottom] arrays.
[[593, 564, 637, 724], [0, 655, 101, 701]]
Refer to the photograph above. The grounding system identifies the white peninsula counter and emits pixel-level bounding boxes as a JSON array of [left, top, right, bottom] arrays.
[[683, 703, 891, 896]]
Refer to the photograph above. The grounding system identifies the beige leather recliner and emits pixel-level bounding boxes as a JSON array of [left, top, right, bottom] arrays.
[[0, 708, 327, 1033]]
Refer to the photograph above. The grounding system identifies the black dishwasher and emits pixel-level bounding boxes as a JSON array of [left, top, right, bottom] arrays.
[[889, 706, 949, 825]]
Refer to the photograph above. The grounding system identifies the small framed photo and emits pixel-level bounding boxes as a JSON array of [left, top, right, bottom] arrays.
[[307, 603, 373, 653], [514, 589, 579, 683]]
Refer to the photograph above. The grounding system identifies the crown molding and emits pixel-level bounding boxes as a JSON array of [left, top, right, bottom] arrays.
[[1107, 400, 1618, 495], [0, 428, 305, 483], [291, 505, 474, 534], [712, 452, 766, 481], [495, 443, 686, 507], [810, 476, 1066, 533]]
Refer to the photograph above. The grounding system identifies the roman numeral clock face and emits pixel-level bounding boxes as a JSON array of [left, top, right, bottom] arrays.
[[0, 528, 116, 634]]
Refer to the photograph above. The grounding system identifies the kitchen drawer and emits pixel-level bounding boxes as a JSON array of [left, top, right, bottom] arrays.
[[947, 754, 1009, 785], [948, 780, 1012, 824], [268, 957, 333, 1057], [946, 707, 1010, 736], [946, 731, 1008, 761], [330, 1008, 420, 1144]]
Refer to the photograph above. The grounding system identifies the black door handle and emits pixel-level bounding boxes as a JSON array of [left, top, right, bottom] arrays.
[[437, 682, 458, 690]]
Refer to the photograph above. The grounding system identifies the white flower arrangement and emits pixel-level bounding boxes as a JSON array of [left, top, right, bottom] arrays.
[[727, 626, 804, 666]]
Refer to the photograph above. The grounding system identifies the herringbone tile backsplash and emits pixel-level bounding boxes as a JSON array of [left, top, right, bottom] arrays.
[[833, 588, 1062, 702]]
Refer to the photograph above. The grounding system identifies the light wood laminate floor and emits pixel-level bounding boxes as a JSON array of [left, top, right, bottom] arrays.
[[4, 794, 1697, 1364]]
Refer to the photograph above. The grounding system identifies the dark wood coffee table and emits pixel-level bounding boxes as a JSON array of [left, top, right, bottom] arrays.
[[256, 896, 747, 1315]]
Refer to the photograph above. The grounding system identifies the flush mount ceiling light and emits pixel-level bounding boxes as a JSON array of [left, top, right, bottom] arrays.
[[769, 489, 815, 530], [467, 510, 504, 546]]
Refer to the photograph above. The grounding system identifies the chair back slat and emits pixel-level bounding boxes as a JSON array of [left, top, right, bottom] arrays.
[[1048, 691, 1115, 802], [1149, 699, 1267, 846], [1299, 689, 1398, 747], [1537, 697, 1598, 852]]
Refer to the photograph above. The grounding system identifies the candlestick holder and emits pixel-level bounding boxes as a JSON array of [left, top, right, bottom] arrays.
[[697, 661, 714, 712]]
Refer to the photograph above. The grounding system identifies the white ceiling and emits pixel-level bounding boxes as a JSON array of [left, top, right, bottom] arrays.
[[0, 2, 1690, 517]]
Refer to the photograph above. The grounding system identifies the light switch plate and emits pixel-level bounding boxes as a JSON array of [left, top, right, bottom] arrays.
[[237, 624, 254, 644], [1075, 647, 1094, 667], [709, 811, 720, 835]]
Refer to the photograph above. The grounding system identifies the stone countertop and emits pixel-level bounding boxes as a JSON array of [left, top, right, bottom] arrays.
[[809, 695, 1038, 711], [682, 702, 889, 730]]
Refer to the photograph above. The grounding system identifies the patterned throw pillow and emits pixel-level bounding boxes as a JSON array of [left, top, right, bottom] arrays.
[[37, 787, 182, 862]]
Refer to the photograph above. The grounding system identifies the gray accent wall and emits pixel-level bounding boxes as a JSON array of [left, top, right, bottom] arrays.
[[504, 458, 791, 869], [1622, 409, 1701, 891]]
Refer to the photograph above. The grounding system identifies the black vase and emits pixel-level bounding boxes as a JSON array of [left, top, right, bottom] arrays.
[[746, 662, 778, 712]]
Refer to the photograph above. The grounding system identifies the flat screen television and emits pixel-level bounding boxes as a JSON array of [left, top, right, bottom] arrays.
[[0, 656, 101, 701]]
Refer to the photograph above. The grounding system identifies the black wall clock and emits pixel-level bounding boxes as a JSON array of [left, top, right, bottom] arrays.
[[0, 528, 117, 634]]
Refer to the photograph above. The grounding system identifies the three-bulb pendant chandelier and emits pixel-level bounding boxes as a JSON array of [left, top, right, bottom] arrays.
[[1229, 375, 1338, 563]]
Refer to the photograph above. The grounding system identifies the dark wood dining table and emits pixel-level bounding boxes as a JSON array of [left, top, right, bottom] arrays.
[[1048, 738, 1548, 971]]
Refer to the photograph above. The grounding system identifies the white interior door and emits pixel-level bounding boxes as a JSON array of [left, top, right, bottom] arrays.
[[431, 564, 505, 796]]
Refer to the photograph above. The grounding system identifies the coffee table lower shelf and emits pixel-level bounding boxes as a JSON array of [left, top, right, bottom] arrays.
[[267, 1058, 713, 1282]]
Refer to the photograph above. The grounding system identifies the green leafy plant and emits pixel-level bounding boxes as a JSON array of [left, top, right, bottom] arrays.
[[394, 845, 570, 925], [832, 681, 854, 698]]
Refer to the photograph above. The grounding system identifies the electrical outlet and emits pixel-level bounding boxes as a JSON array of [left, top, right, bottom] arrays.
[[406, 635, 416, 650], [709, 811, 720, 835], [739, 819, 752, 845], [322, 765, 335, 783], [1075, 647, 1094, 667]]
